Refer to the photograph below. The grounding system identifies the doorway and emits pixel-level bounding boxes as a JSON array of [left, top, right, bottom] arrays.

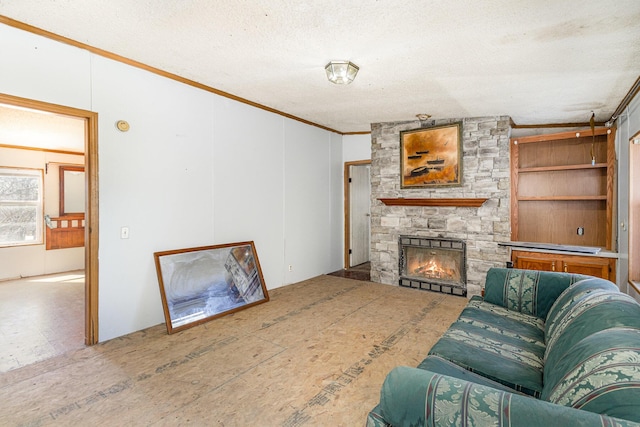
[[0, 93, 99, 346], [344, 160, 371, 269]]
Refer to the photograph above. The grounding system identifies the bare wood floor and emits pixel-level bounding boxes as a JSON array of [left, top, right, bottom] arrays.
[[0, 275, 466, 426]]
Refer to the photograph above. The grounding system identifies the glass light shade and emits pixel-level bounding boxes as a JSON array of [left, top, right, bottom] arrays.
[[325, 61, 359, 84]]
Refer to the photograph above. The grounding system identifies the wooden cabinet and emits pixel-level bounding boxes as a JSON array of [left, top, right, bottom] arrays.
[[511, 127, 615, 250], [512, 250, 616, 281]]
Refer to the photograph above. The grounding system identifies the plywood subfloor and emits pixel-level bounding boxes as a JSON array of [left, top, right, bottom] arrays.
[[0, 275, 467, 426]]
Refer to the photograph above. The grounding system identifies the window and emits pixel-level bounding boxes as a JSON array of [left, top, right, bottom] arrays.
[[0, 167, 43, 246]]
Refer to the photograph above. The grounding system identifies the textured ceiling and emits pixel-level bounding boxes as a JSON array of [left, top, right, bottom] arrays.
[[1, 0, 639, 133], [0, 104, 85, 152]]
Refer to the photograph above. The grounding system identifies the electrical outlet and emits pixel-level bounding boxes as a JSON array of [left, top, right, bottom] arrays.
[[577, 227, 584, 236], [121, 226, 130, 239]]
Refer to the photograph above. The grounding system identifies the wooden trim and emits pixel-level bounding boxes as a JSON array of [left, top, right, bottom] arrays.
[[0, 15, 344, 135], [0, 143, 83, 156], [511, 137, 519, 241], [378, 198, 488, 207], [85, 110, 99, 345], [511, 122, 607, 129], [606, 126, 616, 250], [519, 163, 607, 173], [517, 196, 607, 201], [629, 131, 640, 284], [59, 165, 84, 216], [344, 160, 371, 269], [630, 280, 640, 295], [0, 92, 99, 345], [611, 75, 640, 122], [342, 131, 372, 135], [511, 127, 610, 144]]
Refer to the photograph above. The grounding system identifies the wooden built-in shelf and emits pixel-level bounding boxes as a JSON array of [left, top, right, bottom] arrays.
[[378, 198, 488, 207], [510, 127, 614, 249], [519, 163, 607, 173], [518, 195, 607, 201]]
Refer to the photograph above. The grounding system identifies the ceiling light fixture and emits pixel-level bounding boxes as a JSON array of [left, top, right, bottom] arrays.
[[416, 114, 432, 121], [325, 61, 359, 85]]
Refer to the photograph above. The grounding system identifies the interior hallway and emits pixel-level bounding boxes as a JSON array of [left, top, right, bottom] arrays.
[[0, 274, 466, 426], [0, 271, 85, 372]]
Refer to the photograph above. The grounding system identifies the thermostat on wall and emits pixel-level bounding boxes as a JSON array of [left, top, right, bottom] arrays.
[[116, 120, 130, 132]]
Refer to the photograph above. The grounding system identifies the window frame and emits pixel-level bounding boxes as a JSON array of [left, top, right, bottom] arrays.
[[0, 167, 44, 247]]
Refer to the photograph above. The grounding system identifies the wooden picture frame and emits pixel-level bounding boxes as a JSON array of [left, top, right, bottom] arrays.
[[154, 241, 269, 334], [400, 122, 463, 188]]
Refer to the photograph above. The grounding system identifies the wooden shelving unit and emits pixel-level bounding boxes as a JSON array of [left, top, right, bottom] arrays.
[[508, 127, 616, 280], [510, 127, 615, 249]]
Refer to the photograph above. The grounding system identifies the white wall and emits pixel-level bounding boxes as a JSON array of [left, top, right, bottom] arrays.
[[329, 132, 344, 270], [212, 97, 285, 288], [0, 147, 85, 279], [616, 89, 640, 301], [343, 134, 372, 163], [283, 120, 334, 283], [91, 56, 218, 339], [1, 23, 344, 341]]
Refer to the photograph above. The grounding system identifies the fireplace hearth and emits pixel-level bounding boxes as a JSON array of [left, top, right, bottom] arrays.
[[398, 236, 466, 296]]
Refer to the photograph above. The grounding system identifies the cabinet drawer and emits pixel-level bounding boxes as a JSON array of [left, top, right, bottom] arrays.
[[563, 259, 611, 280], [513, 255, 557, 272], [511, 250, 615, 281]]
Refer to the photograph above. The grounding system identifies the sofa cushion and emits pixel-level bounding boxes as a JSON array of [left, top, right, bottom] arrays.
[[417, 355, 521, 393], [483, 268, 586, 320], [544, 292, 640, 378], [427, 296, 545, 397], [542, 327, 640, 422], [545, 277, 619, 340]]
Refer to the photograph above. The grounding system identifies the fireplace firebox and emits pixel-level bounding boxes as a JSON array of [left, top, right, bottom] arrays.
[[398, 236, 466, 296]]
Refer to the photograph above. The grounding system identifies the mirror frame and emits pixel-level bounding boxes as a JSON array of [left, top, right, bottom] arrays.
[[59, 165, 85, 218]]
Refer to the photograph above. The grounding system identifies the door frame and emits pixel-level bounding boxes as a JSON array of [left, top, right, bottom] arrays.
[[0, 93, 99, 345], [343, 159, 371, 269]]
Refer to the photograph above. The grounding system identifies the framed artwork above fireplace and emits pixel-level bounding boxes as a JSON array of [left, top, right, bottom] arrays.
[[400, 122, 462, 188]]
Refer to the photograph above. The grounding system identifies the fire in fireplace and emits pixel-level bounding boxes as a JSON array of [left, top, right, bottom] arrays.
[[398, 236, 466, 296]]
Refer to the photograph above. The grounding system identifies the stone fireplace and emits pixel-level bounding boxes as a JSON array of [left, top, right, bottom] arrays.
[[370, 116, 512, 296], [399, 236, 467, 296]]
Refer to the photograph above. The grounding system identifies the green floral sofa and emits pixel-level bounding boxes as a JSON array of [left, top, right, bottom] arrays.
[[367, 268, 640, 426]]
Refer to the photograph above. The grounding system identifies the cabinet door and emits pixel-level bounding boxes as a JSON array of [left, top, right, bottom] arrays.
[[513, 255, 557, 272], [563, 259, 611, 280]]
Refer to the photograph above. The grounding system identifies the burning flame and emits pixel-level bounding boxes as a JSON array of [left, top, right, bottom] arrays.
[[413, 259, 456, 280]]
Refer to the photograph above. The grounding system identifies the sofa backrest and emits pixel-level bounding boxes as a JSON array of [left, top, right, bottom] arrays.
[[483, 268, 588, 320], [545, 277, 620, 338], [541, 327, 640, 423], [544, 291, 640, 372]]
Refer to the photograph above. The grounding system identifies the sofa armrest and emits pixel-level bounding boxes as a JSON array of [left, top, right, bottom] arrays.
[[483, 267, 589, 319], [367, 366, 639, 427]]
